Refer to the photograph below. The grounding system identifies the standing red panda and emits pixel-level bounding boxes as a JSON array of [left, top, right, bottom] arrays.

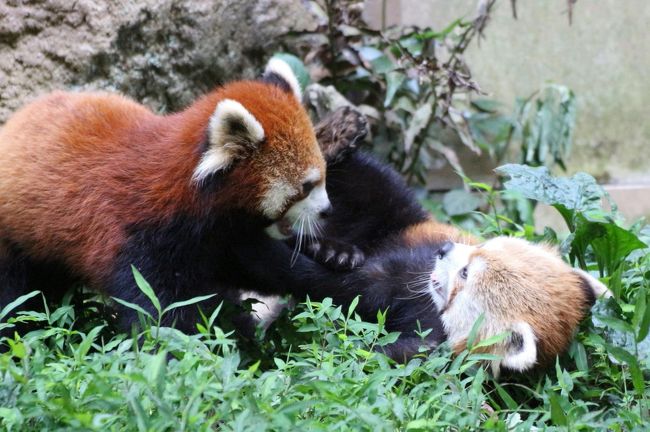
[[0, 58, 331, 332]]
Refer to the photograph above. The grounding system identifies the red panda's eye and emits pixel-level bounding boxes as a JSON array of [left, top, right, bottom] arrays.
[[459, 266, 468, 280], [302, 181, 316, 195]]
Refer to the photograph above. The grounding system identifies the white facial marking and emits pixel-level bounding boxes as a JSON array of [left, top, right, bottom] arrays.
[[430, 242, 474, 312], [260, 178, 297, 219], [192, 99, 265, 183], [471, 257, 487, 277], [443, 294, 487, 348], [303, 167, 320, 184], [265, 57, 302, 101], [430, 242, 491, 352], [265, 222, 287, 240], [264, 167, 330, 240]]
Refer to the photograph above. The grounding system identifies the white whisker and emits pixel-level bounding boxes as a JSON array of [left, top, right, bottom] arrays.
[[290, 215, 306, 267]]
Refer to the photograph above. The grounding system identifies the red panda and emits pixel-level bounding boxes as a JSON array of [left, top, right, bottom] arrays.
[[237, 108, 611, 369], [430, 237, 611, 374], [0, 58, 331, 332]]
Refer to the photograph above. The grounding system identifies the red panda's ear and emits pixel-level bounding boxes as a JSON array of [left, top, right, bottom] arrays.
[[500, 321, 538, 373], [573, 268, 612, 302], [192, 99, 265, 183], [262, 58, 302, 102]]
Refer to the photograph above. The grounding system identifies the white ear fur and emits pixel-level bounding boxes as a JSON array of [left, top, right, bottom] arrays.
[[573, 268, 612, 299], [501, 321, 538, 372], [264, 58, 302, 101], [192, 99, 265, 183]]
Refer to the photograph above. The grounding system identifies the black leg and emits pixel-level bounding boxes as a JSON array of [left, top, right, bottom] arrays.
[[0, 242, 75, 339], [0, 242, 31, 321]]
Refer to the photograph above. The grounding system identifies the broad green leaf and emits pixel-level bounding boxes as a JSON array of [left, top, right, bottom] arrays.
[[571, 341, 589, 372], [357, 46, 383, 61], [496, 164, 603, 225], [632, 285, 647, 329], [473, 331, 510, 350], [571, 213, 646, 275], [442, 189, 485, 216], [347, 296, 360, 320], [358, 46, 394, 73], [377, 332, 400, 346], [549, 392, 567, 426], [593, 314, 634, 334], [638, 291, 650, 342], [494, 382, 518, 411], [145, 350, 168, 396], [605, 344, 645, 395]]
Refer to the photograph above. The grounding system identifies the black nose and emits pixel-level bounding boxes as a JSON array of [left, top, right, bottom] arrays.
[[437, 241, 453, 258], [319, 205, 333, 219]]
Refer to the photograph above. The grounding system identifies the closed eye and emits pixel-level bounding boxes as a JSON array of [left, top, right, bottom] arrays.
[[302, 180, 316, 195]]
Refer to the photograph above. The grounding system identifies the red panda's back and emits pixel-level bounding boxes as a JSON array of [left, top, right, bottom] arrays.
[[0, 91, 159, 279]]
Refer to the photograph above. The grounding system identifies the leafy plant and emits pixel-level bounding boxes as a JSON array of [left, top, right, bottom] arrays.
[[468, 84, 576, 170], [496, 164, 646, 280], [287, 1, 578, 185], [1, 220, 648, 431]]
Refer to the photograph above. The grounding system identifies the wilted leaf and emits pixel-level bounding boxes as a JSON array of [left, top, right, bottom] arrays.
[[403, 102, 432, 151]]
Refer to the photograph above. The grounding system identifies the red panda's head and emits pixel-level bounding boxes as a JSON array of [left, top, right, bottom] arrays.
[[429, 237, 611, 375], [191, 59, 329, 239]]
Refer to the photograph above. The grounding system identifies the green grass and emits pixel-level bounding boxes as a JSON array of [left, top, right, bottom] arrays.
[[1, 165, 649, 431]]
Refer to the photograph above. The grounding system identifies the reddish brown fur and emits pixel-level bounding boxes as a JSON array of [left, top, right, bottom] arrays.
[[401, 218, 477, 247], [0, 81, 322, 287], [471, 246, 591, 365], [445, 240, 595, 366]]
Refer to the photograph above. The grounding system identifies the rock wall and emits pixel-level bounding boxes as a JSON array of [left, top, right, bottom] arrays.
[[0, 0, 315, 123]]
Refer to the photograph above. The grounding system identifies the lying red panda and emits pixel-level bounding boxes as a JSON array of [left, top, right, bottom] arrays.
[[0, 58, 331, 332], [239, 108, 611, 372], [431, 237, 611, 375]]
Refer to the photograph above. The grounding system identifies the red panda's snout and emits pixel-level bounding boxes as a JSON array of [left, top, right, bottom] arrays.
[[429, 241, 474, 314], [430, 237, 612, 375], [263, 171, 332, 240]]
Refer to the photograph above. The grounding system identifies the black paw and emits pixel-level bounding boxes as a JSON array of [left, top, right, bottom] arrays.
[[314, 106, 368, 164], [307, 238, 365, 271]]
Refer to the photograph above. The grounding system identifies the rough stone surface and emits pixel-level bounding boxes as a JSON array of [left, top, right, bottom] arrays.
[[0, 0, 315, 123]]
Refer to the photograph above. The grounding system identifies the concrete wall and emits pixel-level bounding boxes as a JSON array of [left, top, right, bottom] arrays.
[[396, 0, 650, 184]]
